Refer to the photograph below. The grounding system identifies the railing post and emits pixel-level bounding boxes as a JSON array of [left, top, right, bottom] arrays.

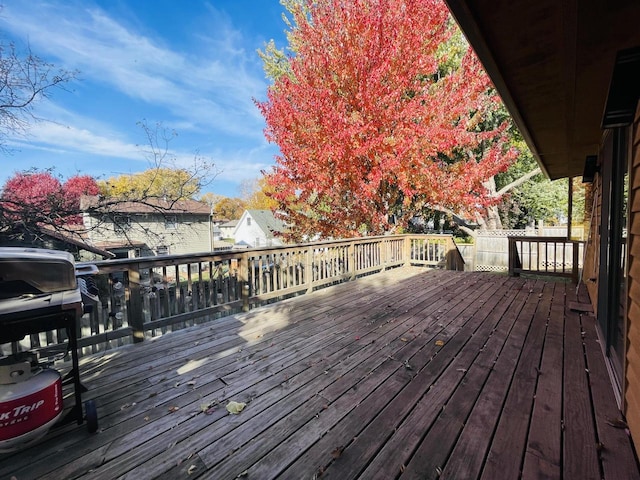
[[125, 263, 144, 343], [381, 238, 387, 271], [508, 237, 519, 277], [349, 241, 357, 280], [239, 252, 250, 312], [404, 236, 412, 267], [572, 240, 580, 284], [305, 246, 313, 293]]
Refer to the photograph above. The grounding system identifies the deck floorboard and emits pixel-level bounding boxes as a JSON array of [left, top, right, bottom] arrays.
[[1, 268, 638, 480]]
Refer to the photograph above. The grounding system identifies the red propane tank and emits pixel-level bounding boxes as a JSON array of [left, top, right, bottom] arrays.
[[0, 368, 63, 452]]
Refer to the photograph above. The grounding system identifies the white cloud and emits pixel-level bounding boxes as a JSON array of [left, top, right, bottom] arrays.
[[21, 122, 142, 159]]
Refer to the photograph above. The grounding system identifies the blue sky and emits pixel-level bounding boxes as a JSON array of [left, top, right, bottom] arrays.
[[0, 0, 289, 198]]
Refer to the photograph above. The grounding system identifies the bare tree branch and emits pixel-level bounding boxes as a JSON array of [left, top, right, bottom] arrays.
[[494, 167, 542, 197], [0, 42, 77, 150]]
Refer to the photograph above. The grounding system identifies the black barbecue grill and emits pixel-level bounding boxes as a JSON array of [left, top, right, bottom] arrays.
[[0, 247, 98, 452]]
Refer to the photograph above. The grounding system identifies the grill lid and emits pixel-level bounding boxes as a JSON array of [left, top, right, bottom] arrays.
[[0, 248, 76, 299]]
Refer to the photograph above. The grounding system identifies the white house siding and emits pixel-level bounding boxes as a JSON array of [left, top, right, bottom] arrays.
[[233, 211, 284, 248]]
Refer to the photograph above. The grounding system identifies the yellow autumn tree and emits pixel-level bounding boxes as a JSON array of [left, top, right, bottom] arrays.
[[99, 168, 201, 200], [241, 177, 278, 210]]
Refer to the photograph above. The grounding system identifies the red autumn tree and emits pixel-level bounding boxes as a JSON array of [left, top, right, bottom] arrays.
[[61, 174, 100, 223], [1, 170, 99, 228], [2, 171, 63, 219], [257, 0, 516, 240]]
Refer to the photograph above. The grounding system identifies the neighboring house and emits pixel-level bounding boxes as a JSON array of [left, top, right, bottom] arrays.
[[445, 0, 640, 459], [80, 195, 218, 258], [219, 219, 239, 240], [233, 210, 287, 248]]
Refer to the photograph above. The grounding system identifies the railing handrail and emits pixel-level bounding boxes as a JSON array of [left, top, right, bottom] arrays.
[[80, 234, 455, 270]]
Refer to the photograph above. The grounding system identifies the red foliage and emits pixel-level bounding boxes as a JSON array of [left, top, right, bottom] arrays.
[[62, 175, 100, 223], [63, 175, 100, 199], [257, 0, 516, 240], [2, 171, 62, 213], [1, 171, 99, 226]]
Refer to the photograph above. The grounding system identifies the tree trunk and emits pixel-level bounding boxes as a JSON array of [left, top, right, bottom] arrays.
[[477, 177, 504, 230], [475, 167, 542, 231]]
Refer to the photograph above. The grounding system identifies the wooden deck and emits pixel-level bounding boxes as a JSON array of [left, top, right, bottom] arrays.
[[1, 268, 638, 480]]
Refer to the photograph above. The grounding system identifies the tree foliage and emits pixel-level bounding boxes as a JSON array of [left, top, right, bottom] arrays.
[[0, 170, 99, 230], [212, 197, 247, 220], [241, 177, 278, 211], [257, 0, 515, 240], [99, 168, 201, 200]]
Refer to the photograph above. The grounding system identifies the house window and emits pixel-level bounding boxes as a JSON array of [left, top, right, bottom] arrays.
[[156, 245, 169, 256], [247, 217, 252, 226], [165, 216, 178, 230], [113, 215, 131, 233]]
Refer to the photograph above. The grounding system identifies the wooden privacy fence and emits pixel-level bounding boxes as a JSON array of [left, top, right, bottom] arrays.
[[5, 234, 463, 357], [508, 236, 583, 282]]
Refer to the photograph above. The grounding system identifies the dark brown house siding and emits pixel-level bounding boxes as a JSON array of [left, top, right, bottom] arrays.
[[626, 105, 640, 441]]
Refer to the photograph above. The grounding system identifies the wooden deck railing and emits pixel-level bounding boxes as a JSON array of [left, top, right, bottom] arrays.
[[5, 234, 463, 357], [508, 236, 583, 282]]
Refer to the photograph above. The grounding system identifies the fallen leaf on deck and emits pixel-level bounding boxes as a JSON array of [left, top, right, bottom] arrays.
[[226, 401, 247, 414], [200, 400, 218, 413], [400, 337, 408, 342], [607, 418, 628, 429], [331, 445, 345, 458], [435, 340, 445, 346], [168, 406, 180, 413]]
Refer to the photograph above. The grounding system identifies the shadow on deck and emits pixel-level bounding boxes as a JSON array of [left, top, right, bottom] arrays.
[[1, 268, 638, 479]]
